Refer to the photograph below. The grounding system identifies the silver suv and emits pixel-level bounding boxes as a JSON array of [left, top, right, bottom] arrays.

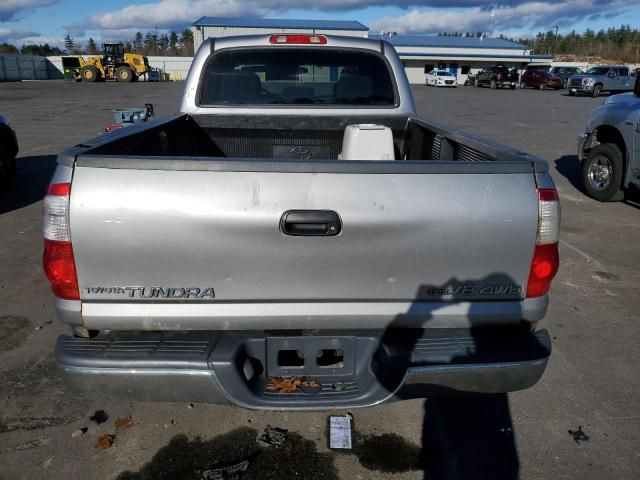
[[568, 65, 633, 97]]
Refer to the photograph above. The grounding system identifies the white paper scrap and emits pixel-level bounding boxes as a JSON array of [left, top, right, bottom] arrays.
[[329, 415, 352, 449]]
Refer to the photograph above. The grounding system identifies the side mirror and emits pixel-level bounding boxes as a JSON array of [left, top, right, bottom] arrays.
[[634, 75, 640, 97]]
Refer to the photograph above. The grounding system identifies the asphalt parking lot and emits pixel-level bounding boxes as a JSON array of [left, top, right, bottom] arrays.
[[0, 80, 638, 480]]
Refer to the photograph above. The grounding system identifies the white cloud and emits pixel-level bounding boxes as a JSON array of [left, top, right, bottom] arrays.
[[0, 0, 58, 21], [0, 27, 39, 41], [85, 0, 543, 30], [0, 27, 62, 47], [69, 0, 637, 42], [371, 0, 637, 36]]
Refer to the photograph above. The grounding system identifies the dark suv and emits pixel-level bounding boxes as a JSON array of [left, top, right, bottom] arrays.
[[548, 66, 582, 87], [520, 70, 562, 90], [474, 65, 519, 89]]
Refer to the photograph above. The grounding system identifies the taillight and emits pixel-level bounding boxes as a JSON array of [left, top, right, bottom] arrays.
[[526, 188, 560, 298], [43, 182, 79, 300], [269, 34, 327, 44]]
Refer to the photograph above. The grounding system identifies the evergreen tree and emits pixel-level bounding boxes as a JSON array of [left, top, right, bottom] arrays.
[[134, 32, 144, 54], [86, 37, 98, 55], [158, 33, 169, 54], [179, 29, 193, 56], [144, 31, 157, 55], [21, 43, 63, 56], [63, 34, 75, 53], [0, 42, 19, 53], [168, 31, 179, 55]]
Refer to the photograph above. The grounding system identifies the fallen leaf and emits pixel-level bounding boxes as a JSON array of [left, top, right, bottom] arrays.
[[95, 434, 115, 449], [114, 415, 134, 431], [266, 376, 302, 393]]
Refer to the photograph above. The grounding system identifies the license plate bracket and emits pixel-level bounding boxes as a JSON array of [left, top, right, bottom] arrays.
[[266, 336, 355, 377]]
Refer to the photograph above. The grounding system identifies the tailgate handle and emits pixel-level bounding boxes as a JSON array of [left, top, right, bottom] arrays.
[[280, 210, 341, 236]]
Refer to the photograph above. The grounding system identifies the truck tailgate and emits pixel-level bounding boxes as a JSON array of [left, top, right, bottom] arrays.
[[69, 160, 540, 328]]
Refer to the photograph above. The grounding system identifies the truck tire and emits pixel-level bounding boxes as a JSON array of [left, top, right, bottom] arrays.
[[81, 66, 99, 82], [592, 84, 602, 98], [490, 80, 496, 89], [582, 143, 624, 201], [116, 66, 134, 82]]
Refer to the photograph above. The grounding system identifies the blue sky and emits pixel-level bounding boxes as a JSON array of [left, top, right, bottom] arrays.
[[1, 1, 639, 47]]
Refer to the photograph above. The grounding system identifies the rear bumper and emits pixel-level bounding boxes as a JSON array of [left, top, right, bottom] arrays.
[[60, 296, 550, 331], [56, 327, 551, 409]]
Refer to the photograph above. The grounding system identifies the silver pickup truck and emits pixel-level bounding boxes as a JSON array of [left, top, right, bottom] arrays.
[[578, 75, 640, 201], [568, 65, 634, 97], [45, 34, 560, 409]]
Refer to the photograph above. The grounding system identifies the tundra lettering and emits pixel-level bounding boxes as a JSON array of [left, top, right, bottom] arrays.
[[83, 286, 216, 299]]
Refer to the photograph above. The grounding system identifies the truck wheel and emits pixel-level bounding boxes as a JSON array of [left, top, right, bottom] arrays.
[[592, 84, 602, 98], [116, 66, 134, 82], [81, 66, 99, 82], [582, 143, 624, 201], [490, 80, 496, 89], [510, 84, 516, 90]]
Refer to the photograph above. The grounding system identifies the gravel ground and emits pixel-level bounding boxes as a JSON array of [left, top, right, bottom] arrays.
[[0, 80, 638, 480]]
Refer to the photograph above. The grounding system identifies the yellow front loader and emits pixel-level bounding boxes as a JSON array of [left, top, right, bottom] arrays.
[[78, 43, 149, 82]]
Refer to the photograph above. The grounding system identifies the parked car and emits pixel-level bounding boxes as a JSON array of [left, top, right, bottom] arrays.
[[548, 66, 582, 87], [568, 65, 634, 97], [425, 69, 457, 87], [474, 65, 519, 89], [0, 114, 18, 192], [48, 34, 559, 408], [520, 70, 562, 90], [577, 75, 640, 201]]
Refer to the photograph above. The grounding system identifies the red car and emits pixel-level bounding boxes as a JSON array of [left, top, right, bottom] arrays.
[[520, 70, 562, 90]]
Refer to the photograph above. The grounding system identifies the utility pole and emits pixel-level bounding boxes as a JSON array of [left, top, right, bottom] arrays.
[[155, 26, 158, 56], [552, 25, 559, 57]]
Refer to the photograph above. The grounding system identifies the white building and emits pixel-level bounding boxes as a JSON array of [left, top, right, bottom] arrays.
[[192, 17, 369, 52], [372, 35, 553, 84], [191, 18, 553, 85]]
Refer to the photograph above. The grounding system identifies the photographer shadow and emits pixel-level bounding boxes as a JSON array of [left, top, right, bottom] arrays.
[[372, 274, 542, 479]]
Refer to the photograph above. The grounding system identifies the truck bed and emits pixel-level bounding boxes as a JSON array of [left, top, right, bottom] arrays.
[[59, 113, 548, 329], [61, 113, 542, 167]]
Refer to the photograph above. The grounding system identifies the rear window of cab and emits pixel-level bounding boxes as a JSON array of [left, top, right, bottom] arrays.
[[198, 48, 397, 107]]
